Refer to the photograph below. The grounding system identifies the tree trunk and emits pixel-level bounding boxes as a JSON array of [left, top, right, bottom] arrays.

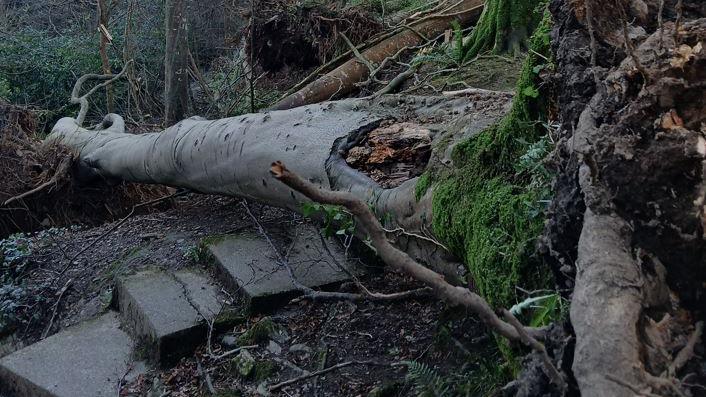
[[97, 0, 114, 113], [46, 94, 510, 278], [164, 0, 189, 126]]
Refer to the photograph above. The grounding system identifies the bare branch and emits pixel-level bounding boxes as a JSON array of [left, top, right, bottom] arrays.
[[269, 161, 546, 342], [70, 60, 132, 126], [502, 309, 565, 391], [269, 360, 387, 392]]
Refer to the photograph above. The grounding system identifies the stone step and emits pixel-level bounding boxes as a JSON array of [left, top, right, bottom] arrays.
[[208, 224, 353, 311], [0, 312, 146, 397], [114, 269, 224, 367]]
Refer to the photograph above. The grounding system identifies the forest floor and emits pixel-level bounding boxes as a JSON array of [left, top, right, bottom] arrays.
[[3, 195, 494, 396]]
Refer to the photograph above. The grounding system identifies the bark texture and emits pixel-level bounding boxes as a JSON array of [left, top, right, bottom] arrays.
[[47, 94, 511, 277]]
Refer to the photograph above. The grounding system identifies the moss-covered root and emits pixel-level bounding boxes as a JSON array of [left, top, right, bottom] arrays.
[[463, 0, 543, 60]]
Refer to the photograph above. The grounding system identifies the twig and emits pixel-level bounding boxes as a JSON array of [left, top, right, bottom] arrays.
[[619, 5, 649, 83], [674, 0, 683, 45], [269, 161, 546, 342], [606, 375, 662, 397], [668, 321, 703, 377], [502, 309, 565, 391], [41, 278, 73, 339], [340, 32, 376, 75], [442, 87, 513, 97], [209, 345, 258, 361], [196, 356, 216, 395], [658, 0, 665, 50], [3, 156, 72, 206], [116, 363, 135, 397], [374, 62, 420, 96], [584, 0, 600, 86], [269, 360, 385, 391], [318, 233, 432, 301]]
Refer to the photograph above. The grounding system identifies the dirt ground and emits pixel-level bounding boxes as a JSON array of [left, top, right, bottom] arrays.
[[3, 194, 487, 396]]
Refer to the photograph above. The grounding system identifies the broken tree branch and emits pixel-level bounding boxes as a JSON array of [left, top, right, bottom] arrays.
[[502, 309, 565, 391], [269, 161, 545, 342], [71, 60, 132, 126]]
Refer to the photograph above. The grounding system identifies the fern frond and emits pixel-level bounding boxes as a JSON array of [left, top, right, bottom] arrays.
[[403, 360, 452, 397]]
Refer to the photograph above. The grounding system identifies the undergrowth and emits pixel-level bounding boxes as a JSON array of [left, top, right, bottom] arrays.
[[0, 231, 59, 337]]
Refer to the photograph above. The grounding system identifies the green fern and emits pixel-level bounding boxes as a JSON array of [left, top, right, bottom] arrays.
[[403, 360, 452, 397]]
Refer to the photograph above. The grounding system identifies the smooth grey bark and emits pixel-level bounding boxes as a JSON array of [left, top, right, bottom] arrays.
[[164, 0, 189, 125], [47, 95, 509, 277]]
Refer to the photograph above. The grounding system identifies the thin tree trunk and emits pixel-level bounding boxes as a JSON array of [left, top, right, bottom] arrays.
[[97, 0, 114, 113], [164, 0, 189, 126]]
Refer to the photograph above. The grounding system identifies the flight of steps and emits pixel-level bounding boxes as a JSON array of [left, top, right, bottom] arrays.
[[0, 225, 353, 397]]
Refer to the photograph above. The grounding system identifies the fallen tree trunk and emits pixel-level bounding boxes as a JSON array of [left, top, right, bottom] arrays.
[[270, 0, 484, 110], [46, 93, 511, 277]]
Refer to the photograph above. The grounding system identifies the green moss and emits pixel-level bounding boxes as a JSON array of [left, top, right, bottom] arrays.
[[253, 360, 278, 382], [432, 11, 553, 311], [462, 0, 544, 61], [415, 172, 432, 201], [236, 317, 276, 345]]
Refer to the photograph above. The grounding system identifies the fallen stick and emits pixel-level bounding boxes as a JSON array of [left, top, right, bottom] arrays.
[[502, 309, 565, 390], [442, 87, 514, 96], [41, 278, 73, 339], [269, 161, 544, 342], [269, 360, 385, 391], [209, 345, 259, 361]]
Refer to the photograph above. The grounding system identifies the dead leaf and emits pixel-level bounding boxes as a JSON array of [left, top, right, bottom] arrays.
[[660, 109, 685, 131], [670, 44, 696, 68]]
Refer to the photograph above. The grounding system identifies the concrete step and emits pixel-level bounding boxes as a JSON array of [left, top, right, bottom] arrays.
[[114, 269, 224, 367], [208, 224, 353, 311], [0, 312, 146, 397]]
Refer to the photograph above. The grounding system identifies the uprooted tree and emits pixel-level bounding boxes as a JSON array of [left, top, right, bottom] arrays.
[[33, 0, 706, 395]]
